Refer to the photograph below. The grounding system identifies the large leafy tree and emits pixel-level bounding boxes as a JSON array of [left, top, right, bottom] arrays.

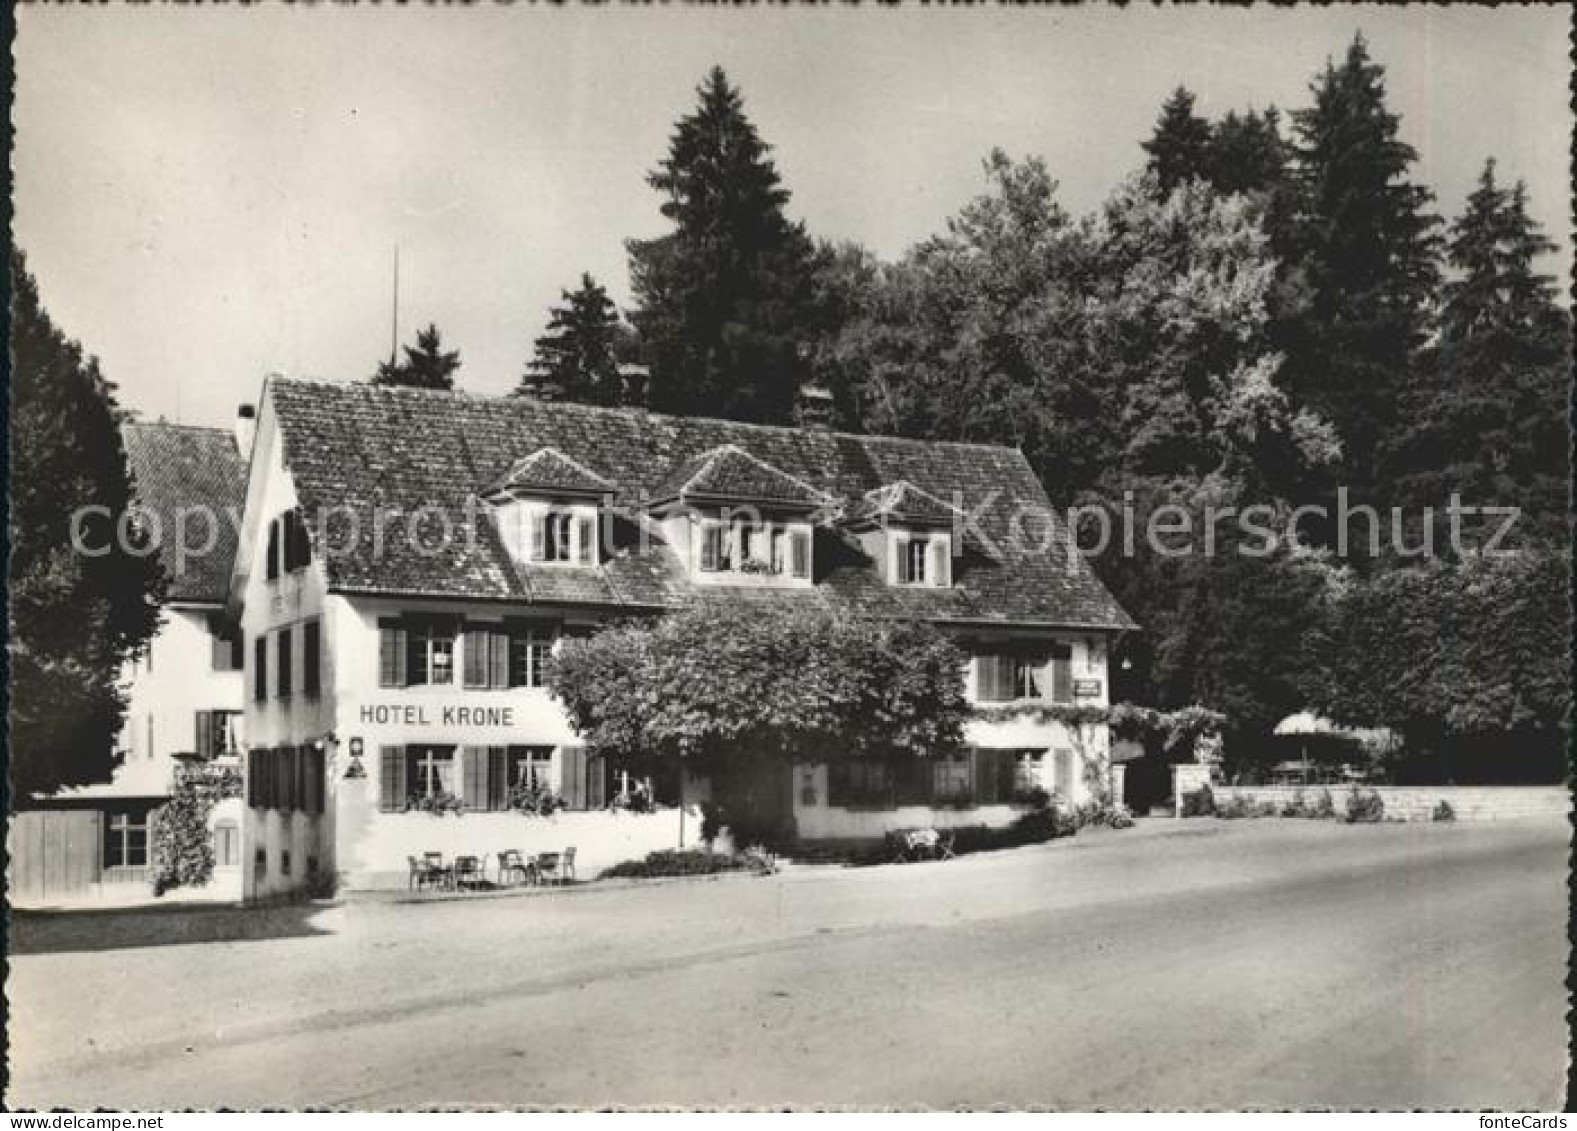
[[627, 67, 822, 424], [552, 604, 969, 844], [371, 322, 461, 390], [1389, 160, 1569, 547], [517, 273, 637, 406], [1313, 550, 1569, 783], [1282, 34, 1442, 504], [9, 250, 163, 796]]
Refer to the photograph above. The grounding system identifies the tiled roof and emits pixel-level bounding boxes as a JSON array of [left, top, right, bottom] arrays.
[[847, 480, 962, 528], [652, 444, 832, 508], [483, 446, 614, 498], [267, 378, 1137, 631], [122, 422, 247, 604]]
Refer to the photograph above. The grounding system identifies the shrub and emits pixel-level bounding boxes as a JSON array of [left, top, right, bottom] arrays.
[[1345, 786, 1385, 823], [599, 848, 767, 880], [507, 780, 566, 817], [1309, 788, 1336, 820], [1217, 793, 1254, 819], [407, 791, 465, 816], [1254, 800, 1279, 818], [1280, 788, 1308, 818], [1432, 800, 1456, 822], [1180, 785, 1216, 817]]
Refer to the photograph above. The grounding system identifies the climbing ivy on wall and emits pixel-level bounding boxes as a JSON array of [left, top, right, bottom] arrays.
[[152, 759, 243, 895]]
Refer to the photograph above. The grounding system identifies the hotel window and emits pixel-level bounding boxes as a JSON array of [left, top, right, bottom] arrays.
[[827, 760, 893, 809], [277, 627, 293, 700], [507, 626, 557, 689], [522, 509, 597, 566], [195, 709, 244, 758], [411, 745, 457, 801], [379, 618, 459, 687], [699, 520, 810, 579], [932, 753, 973, 804], [302, 619, 321, 698], [975, 645, 1072, 703], [105, 811, 148, 869], [253, 636, 268, 702]]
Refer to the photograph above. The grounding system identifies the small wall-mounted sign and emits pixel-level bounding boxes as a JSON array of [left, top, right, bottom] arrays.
[[1073, 679, 1103, 698]]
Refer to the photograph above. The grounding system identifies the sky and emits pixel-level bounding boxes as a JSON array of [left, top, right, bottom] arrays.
[[13, 4, 1572, 429]]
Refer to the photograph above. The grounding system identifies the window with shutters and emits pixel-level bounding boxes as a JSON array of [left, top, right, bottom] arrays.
[[827, 760, 893, 809], [696, 517, 812, 582], [265, 518, 280, 581], [384, 618, 456, 686], [498, 503, 600, 567], [892, 532, 951, 588], [462, 624, 513, 690], [302, 619, 321, 698], [277, 628, 293, 700], [253, 636, 268, 702], [195, 709, 243, 758], [408, 745, 457, 802], [973, 645, 1072, 703], [209, 615, 244, 671]]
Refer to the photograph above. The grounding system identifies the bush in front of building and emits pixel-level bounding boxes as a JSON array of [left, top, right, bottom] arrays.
[[599, 847, 772, 880], [406, 791, 465, 816], [507, 779, 567, 817], [1432, 799, 1456, 822], [1180, 785, 1216, 817], [152, 759, 243, 895]]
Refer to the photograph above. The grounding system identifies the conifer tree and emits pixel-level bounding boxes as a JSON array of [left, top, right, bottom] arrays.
[[517, 274, 634, 406], [1141, 87, 1214, 196], [9, 249, 163, 795], [372, 323, 461, 390], [1283, 34, 1442, 503], [627, 67, 820, 423]]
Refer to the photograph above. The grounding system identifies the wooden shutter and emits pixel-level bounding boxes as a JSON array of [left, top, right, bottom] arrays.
[[210, 622, 230, 670], [895, 537, 912, 583], [530, 512, 547, 561], [930, 537, 950, 587], [195, 711, 215, 759], [303, 620, 321, 697], [699, 525, 718, 572], [277, 628, 293, 699], [976, 655, 1005, 702], [790, 529, 810, 579], [379, 621, 408, 688], [254, 637, 268, 702], [559, 745, 586, 810], [463, 628, 489, 688], [1052, 748, 1074, 797], [586, 754, 607, 810], [461, 747, 488, 811], [488, 632, 509, 689], [380, 746, 406, 812], [487, 746, 508, 810], [265, 519, 280, 580], [576, 515, 595, 564], [1052, 649, 1072, 703], [971, 748, 994, 804]]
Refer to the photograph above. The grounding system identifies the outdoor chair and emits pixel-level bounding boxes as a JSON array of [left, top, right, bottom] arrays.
[[892, 828, 940, 862], [407, 855, 439, 890], [935, 831, 957, 861], [422, 851, 454, 891], [497, 849, 532, 887], [453, 855, 484, 890], [534, 851, 565, 886], [561, 847, 577, 883]]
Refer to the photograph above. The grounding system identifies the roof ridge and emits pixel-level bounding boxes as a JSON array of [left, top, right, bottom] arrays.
[[266, 376, 1028, 458], [124, 420, 232, 437]]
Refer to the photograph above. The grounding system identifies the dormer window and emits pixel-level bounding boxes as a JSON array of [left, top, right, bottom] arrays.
[[699, 518, 810, 579], [892, 531, 951, 588], [498, 503, 598, 567]]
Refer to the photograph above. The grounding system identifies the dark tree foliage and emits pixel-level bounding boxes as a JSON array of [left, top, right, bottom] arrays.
[[517, 273, 638, 406], [1142, 87, 1213, 196], [1389, 160, 1570, 548], [372, 322, 461, 390], [1282, 34, 1443, 503], [627, 67, 822, 424], [9, 250, 164, 796]]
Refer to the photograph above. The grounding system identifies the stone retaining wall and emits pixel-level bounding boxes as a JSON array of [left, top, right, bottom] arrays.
[[1171, 776, 1568, 821]]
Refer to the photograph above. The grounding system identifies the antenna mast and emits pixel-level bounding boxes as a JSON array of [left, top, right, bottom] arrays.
[[389, 246, 400, 365]]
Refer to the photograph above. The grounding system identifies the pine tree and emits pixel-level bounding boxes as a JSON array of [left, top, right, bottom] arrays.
[[1284, 34, 1442, 504], [627, 67, 821, 423], [1141, 87, 1214, 196], [1390, 160, 1568, 545], [372, 323, 461, 390], [517, 274, 634, 406], [9, 249, 164, 796]]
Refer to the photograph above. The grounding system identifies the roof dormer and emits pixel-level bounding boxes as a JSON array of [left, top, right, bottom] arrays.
[[648, 444, 831, 513], [845, 481, 959, 589], [482, 446, 614, 503]]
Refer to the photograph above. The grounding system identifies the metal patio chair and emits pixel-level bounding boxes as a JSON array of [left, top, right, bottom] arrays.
[[534, 851, 565, 886], [422, 851, 454, 891], [497, 849, 532, 887], [453, 854, 484, 890]]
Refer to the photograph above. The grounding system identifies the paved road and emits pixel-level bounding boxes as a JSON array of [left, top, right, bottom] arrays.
[[7, 818, 1568, 1109]]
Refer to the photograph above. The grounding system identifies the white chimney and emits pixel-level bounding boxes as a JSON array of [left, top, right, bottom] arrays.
[[234, 403, 256, 458]]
